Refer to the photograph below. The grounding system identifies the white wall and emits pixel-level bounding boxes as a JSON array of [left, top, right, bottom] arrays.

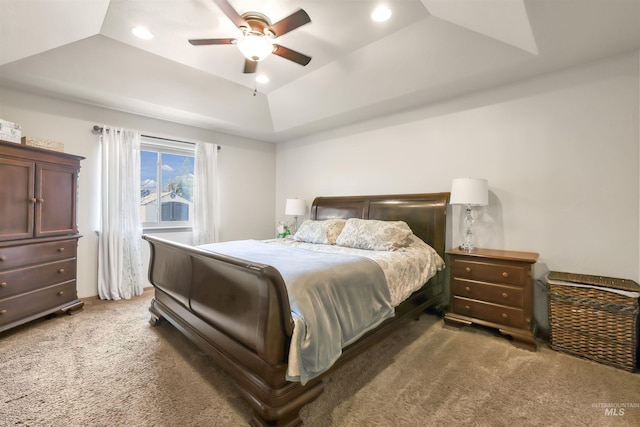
[[0, 88, 276, 297], [276, 51, 640, 282]]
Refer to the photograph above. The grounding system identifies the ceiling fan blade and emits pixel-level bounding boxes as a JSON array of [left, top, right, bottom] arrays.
[[211, 0, 248, 29], [189, 38, 236, 45], [272, 44, 311, 66], [243, 59, 258, 74], [268, 9, 311, 37]]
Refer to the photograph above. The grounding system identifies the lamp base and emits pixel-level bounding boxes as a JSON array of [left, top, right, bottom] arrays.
[[461, 205, 475, 252]]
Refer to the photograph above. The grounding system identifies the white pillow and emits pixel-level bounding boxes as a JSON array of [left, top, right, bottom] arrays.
[[335, 218, 413, 251], [293, 219, 347, 245]]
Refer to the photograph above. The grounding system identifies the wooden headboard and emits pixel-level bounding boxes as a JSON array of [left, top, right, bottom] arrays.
[[310, 192, 450, 258]]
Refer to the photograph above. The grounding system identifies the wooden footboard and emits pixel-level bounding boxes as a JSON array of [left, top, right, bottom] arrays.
[[143, 192, 450, 426], [144, 235, 324, 426], [144, 235, 293, 365]]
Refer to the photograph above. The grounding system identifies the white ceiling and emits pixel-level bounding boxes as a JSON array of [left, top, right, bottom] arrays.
[[1, 0, 639, 142]]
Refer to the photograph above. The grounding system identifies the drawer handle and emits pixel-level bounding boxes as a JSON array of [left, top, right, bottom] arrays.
[[465, 267, 471, 273], [0, 309, 6, 315], [0, 282, 7, 288], [502, 313, 508, 319], [38, 198, 45, 203], [502, 272, 509, 278], [0, 255, 6, 262], [502, 292, 508, 298], [58, 291, 64, 296], [58, 247, 65, 252], [30, 197, 37, 203], [464, 305, 470, 310], [58, 268, 65, 274], [464, 286, 471, 292]]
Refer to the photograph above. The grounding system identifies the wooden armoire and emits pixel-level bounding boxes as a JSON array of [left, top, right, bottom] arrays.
[[0, 139, 84, 333]]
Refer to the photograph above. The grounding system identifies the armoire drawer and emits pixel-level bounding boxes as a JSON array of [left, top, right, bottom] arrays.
[[451, 296, 524, 329], [0, 239, 77, 271], [450, 278, 524, 308], [0, 280, 77, 327], [0, 259, 76, 299]]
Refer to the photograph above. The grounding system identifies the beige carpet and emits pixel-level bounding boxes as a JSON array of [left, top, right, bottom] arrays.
[[1, 289, 638, 427]]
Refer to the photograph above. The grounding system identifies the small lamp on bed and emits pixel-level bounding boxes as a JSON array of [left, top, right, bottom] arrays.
[[285, 198, 307, 233], [450, 178, 488, 252]]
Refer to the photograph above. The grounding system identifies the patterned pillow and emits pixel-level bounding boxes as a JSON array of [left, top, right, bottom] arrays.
[[335, 218, 413, 251], [293, 219, 347, 245]]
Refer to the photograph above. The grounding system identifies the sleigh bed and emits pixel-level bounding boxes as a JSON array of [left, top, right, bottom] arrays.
[[143, 192, 449, 426]]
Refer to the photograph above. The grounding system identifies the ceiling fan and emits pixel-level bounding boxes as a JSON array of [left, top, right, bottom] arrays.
[[189, 0, 312, 74]]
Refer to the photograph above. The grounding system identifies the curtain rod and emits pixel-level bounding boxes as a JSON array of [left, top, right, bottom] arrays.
[[92, 125, 221, 150]]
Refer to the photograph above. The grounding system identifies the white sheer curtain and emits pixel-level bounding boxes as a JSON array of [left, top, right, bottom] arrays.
[[192, 141, 219, 245], [98, 126, 144, 300]]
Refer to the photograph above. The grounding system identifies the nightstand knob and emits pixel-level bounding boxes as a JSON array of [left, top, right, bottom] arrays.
[[58, 268, 65, 274], [502, 272, 509, 278], [58, 247, 65, 252], [0, 282, 7, 288], [58, 291, 64, 296], [0, 255, 6, 262], [502, 292, 508, 298], [0, 309, 6, 315], [502, 313, 508, 319], [465, 267, 471, 273], [465, 286, 471, 292], [464, 305, 470, 310]]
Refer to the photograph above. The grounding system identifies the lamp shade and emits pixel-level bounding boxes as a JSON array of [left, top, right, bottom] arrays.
[[450, 178, 489, 206], [285, 198, 306, 216]]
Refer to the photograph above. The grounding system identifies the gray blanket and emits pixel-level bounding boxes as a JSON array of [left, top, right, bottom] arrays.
[[198, 240, 394, 384]]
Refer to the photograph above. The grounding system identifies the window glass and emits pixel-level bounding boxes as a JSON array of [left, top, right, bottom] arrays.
[[140, 141, 194, 229]]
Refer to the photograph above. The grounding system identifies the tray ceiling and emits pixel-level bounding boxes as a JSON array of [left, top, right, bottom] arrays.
[[1, 0, 639, 142]]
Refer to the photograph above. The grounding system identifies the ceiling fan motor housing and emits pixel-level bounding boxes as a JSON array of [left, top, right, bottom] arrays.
[[241, 12, 274, 38]]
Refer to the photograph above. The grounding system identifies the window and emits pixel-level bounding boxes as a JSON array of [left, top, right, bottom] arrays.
[[140, 138, 195, 229]]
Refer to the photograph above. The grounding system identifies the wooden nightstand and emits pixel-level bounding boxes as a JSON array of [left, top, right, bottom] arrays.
[[443, 247, 539, 351]]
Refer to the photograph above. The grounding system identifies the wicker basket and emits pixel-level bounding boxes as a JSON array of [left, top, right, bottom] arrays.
[[547, 271, 639, 372]]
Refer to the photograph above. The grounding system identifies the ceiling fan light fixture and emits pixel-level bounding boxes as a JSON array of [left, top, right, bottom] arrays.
[[237, 33, 274, 61]]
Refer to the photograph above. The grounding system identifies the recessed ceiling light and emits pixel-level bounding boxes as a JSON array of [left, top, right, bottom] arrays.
[[132, 26, 154, 40], [255, 74, 269, 84], [371, 5, 392, 22]]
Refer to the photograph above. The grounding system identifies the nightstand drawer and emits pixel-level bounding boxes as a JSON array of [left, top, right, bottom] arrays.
[[451, 278, 524, 308], [452, 296, 524, 329], [451, 259, 525, 286]]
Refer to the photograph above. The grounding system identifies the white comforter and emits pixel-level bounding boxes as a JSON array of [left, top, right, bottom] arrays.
[[266, 234, 445, 307], [261, 234, 445, 382]]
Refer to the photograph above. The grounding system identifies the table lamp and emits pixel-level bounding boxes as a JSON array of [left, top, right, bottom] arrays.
[[285, 198, 306, 233], [450, 178, 488, 251]]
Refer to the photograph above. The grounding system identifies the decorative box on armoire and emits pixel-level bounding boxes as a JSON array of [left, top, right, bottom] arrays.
[[0, 139, 85, 333]]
